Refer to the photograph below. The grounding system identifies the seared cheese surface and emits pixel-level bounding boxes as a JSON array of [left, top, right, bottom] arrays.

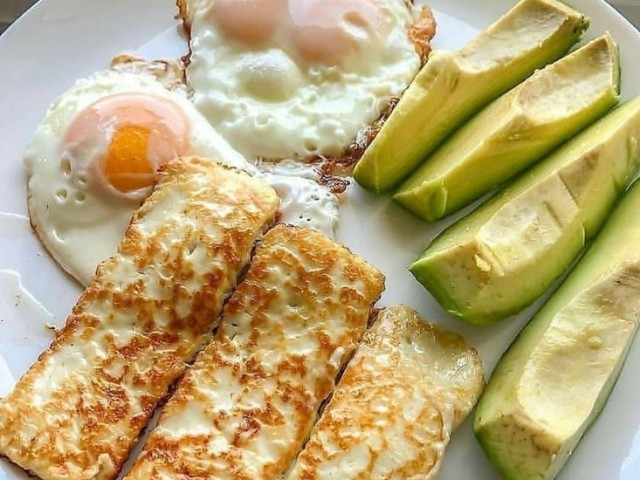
[[125, 225, 385, 479], [0, 158, 278, 480], [286, 306, 484, 480]]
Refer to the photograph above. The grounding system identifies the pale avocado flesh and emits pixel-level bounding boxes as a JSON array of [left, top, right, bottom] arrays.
[[394, 34, 620, 222], [474, 177, 640, 480], [409, 96, 640, 325], [353, 0, 589, 193]]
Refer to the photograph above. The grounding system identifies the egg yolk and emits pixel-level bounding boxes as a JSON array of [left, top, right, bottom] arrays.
[[63, 93, 191, 197], [104, 126, 154, 193], [210, 0, 385, 66], [288, 0, 383, 65], [210, 0, 287, 44]]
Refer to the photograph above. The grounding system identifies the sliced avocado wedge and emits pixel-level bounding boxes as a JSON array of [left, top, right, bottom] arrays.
[[353, 0, 589, 193], [474, 177, 640, 480], [409, 96, 640, 325], [395, 34, 620, 222]]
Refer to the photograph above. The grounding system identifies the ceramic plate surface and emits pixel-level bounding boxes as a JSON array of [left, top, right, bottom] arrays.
[[0, 0, 639, 478]]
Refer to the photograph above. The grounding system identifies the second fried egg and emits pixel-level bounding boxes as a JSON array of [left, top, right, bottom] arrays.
[[180, 0, 422, 161]]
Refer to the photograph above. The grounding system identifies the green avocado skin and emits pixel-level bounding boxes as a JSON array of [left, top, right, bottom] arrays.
[[474, 177, 640, 480], [409, 96, 640, 325], [354, 0, 589, 193]]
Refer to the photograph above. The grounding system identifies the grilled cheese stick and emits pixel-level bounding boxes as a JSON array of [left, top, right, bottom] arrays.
[[0, 158, 279, 480], [125, 225, 385, 479], [287, 306, 485, 480]]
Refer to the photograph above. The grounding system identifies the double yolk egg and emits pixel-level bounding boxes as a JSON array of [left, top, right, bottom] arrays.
[[184, 0, 421, 160]]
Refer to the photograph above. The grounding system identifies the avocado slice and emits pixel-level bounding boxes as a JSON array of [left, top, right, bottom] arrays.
[[394, 34, 620, 222], [409, 95, 640, 325], [474, 176, 640, 480], [353, 0, 589, 193]]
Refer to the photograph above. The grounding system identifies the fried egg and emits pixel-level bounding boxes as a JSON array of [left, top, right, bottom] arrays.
[[180, 0, 422, 161], [26, 67, 339, 287]]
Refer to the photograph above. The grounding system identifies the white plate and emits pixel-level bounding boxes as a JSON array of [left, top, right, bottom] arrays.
[[0, 1, 639, 479]]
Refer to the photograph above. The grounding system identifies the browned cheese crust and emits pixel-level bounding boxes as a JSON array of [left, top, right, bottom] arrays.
[[287, 306, 485, 479], [0, 158, 279, 480], [124, 225, 385, 479]]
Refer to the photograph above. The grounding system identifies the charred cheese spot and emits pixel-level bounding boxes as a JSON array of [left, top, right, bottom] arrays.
[[0, 158, 278, 480], [287, 306, 485, 480], [125, 225, 385, 479]]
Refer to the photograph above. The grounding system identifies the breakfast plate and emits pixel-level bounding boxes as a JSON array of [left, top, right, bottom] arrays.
[[0, 0, 639, 478]]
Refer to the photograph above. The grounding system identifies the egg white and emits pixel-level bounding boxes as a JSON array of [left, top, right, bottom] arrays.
[[185, 0, 421, 161]]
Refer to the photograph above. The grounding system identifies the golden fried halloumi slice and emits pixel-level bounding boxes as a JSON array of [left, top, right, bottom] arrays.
[[286, 306, 485, 480], [125, 225, 385, 479], [0, 158, 279, 480]]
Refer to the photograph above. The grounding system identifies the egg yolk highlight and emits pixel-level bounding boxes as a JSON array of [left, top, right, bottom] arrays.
[[210, 0, 386, 66], [63, 93, 191, 196]]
